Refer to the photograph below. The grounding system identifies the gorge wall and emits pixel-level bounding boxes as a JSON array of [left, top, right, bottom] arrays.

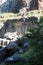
[[0, 17, 38, 37], [0, 0, 43, 13], [23, 0, 43, 10]]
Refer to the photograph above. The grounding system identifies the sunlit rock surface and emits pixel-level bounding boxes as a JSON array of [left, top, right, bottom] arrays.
[[38, 0, 43, 10]]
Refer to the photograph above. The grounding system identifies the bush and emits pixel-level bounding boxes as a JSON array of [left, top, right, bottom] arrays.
[[22, 16, 43, 65]]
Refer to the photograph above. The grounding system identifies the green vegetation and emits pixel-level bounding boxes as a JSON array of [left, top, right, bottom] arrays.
[[0, 10, 43, 20], [21, 16, 43, 65], [26, 10, 43, 17]]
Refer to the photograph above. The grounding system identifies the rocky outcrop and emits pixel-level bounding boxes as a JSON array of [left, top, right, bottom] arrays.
[[21, 0, 38, 10], [0, 0, 24, 13], [0, 0, 14, 12], [0, 0, 42, 13], [0, 17, 38, 37], [0, 0, 43, 13]]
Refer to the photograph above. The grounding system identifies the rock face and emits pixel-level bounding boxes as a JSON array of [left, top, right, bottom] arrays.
[[0, 0, 43, 13], [0, 17, 38, 37], [0, 0, 14, 12], [29, 0, 38, 10], [22, 0, 43, 10], [12, 0, 24, 13], [38, 0, 43, 10], [0, 47, 7, 62], [22, 0, 38, 10], [0, 0, 24, 13]]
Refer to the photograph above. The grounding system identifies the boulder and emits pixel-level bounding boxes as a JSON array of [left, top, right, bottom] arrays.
[[5, 54, 21, 62], [7, 41, 19, 50], [23, 42, 30, 47], [5, 56, 29, 62], [6, 41, 20, 56], [18, 49, 24, 54], [5, 57, 14, 62]]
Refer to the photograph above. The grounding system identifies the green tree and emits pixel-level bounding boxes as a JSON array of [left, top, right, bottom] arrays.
[[22, 16, 43, 65]]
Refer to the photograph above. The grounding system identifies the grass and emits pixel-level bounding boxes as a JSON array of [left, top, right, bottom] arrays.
[[21, 48, 34, 58], [0, 10, 43, 20], [0, 13, 22, 20], [26, 10, 43, 17]]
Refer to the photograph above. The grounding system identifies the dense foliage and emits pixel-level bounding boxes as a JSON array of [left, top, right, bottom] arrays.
[[22, 16, 43, 65]]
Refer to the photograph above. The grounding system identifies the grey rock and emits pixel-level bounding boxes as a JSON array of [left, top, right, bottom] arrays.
[[5, 55, 21, 62], [5, 56, 29, 62], [0, 47, 7, 62], [23, 42, 29, 47], [0, 0, 14, 12], [18, 49, 24, 54], [5, 57, 14, 61], [7, 41, 19, 50], [13, 55, 21, 61]]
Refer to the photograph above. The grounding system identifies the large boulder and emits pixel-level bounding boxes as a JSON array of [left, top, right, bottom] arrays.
[[4, 54, 21, 62], [6, 41, 20, 56], [4, 54, 29, 62], [7, 41, 20, 50]]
